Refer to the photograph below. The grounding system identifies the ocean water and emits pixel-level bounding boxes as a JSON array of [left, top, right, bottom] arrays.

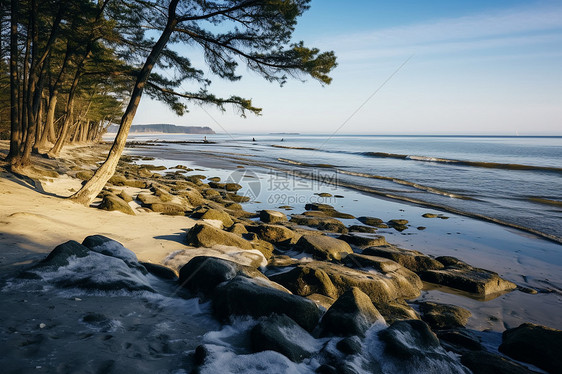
[[123, 134, 562, 241]]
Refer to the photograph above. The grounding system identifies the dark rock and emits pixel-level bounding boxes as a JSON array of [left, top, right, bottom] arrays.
[[373, 300, 420, 324], [422, 213, 438, 218], [82, 235, 138, 263], [461, 351, 539, 374], [348, 225, 377, 233], [420, 258, 517, 297], [178, 256, 262, 296], [305, 203, 355, 219], [98, 194, 135, 215], [137, 193, 162, 206], [336, 336, 363, 355], [343, 253, 401, 273], [118, 190, 133, 203], [295, 235, 353, 261], [499, 323, 562, 374], [270, 261, 422, 304], [249, 224, 295, 245], [229, 223, 249, 235], [199, 208, 234, 227], [437, 329, 482, 354], [419, 301, 471, 330], [259, 209, 288, 224], [357, 216, 385, 227], [338, 234, 386, 247], [34, 240, 90, 269], [250, 314, 315, 362], [185, 223, 253, 249], [140, 262, 178, 280], [149, 202, 187, 216], [363, 246, 444, 273], [378, 320, 470, 373], [320, 287, 385, 337], [379, 320, 439, 359], [224, 192, 250, 203], [123, 179, 147, 188], [108, 174, 127, 186], [290, 214, 348, 233], [212, 276, 321, 332]]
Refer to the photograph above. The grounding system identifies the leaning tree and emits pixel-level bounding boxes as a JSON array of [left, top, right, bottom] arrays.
[[69, 0, 337, 205]]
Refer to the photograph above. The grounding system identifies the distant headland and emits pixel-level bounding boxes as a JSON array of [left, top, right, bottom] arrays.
[[107, 124, 215, 134]]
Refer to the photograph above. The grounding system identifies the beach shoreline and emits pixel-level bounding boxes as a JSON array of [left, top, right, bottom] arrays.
[[1, 140, 561, 373]]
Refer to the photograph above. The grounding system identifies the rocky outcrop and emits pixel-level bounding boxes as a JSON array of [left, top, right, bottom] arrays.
[[295, 235, 353, 261], [362, 245, 444, 273], [259, 209, 288, 224], [461, 351, 539, 374], [290, 214, 348, 233], [304, 203, 355, 219], [212, 275, 321, 332], [178, 256, 263, 296], [248, 224, 295, 245], [269, 260, 422, 304], [199, 208, 234, 227], [338, 234, 386, 247], [319, 287, 385, 337], [499, 323, 562, 374], [185, 223, 253, 249], [420, 257, 517, 297], [98, 194, 135, 215], [418, 301, 471, 330], [250, 314, 316, 362], [357, 216, 386, 228], [378, 320, 471, 373]]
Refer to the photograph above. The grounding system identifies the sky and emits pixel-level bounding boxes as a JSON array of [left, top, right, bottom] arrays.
[[133, 0, 562, 135]]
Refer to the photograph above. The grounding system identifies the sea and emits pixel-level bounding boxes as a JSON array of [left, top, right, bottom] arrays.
[[122, 134, 562, 242]]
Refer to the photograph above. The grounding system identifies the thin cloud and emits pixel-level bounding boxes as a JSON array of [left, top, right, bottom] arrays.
[[323, 4, 562, 61]]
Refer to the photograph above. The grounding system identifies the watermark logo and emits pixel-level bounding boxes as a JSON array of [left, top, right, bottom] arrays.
[[225, 168, 261, 200]]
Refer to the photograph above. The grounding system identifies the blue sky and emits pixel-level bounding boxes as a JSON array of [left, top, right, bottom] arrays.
[[134, 0, 562, 135]]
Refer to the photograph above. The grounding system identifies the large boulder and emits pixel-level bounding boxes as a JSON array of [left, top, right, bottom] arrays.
[[251, 314, 316, 362], [260, 210, 288, 224], [343, 253, 401, 273], [499, 323, 562, 374], [200, 208, 234, 227], [338, 234, 386, 248], [418, 301, 471, 330], [177, 188, 205, 207], [186, 223, 253, 249], [304, 203, 355, 219], [319, 287, 385, 337], [178, 256, 263, 296], [419, 258, 517, 297], [290, 214, 348, 233], [295, 235, 353, 261], [363, 245, 444, 273], [25, 240, 153, 292], [249, 224, 295, 245], [461, 351, 539, 374], [378, 320, 470, 373], [82, 235, 138, 263], [149, 202, 187, 216], [98, 194, 135, 215], [357, 216, 386, 228], [436, 329, 482, 354], [212, 275, 321, 332], [269, 260, 422, 304]]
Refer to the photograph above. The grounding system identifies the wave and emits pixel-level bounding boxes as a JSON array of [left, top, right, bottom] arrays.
[[336, 170, 474, 200], [362, 152, 562, 173], [277, 158, 335, 168], [271, 145, 318, 151], [276, 158, 473, 200]]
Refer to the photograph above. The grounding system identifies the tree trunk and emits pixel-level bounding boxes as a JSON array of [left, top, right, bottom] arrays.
[[6, 0, 20, 162], [70, 0, 179, 205], [35, 91, 57, 151]]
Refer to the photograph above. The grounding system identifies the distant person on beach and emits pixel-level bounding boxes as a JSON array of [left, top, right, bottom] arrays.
[[281, 138, 284, 141], [204, 136, 208, 143], [252, 137, 256, 142]]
